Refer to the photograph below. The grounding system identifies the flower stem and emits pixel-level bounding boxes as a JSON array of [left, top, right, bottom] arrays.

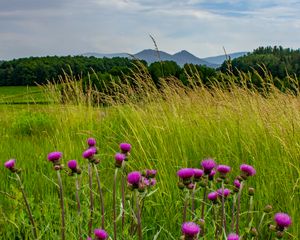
[[231, 193, 237, 231], [94, 164, 105, 229], [75, 175, 82, 240], [56, 170, 65, 240], [113, 168, 119, 240], [221, 181, 226, 233], [121, 162, 126, 238], [15, 173, 38, 239], [258, 212, 266, 234], [201, 184, 207, 220], [191, 183, 197, 218], [236, 181, 244, 235], [88, 162, 94, 237], [183, 190, 189, 222], [135, 189, 142, 240]]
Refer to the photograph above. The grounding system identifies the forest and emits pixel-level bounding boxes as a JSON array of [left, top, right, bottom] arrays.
[[0, 46, 299, 92]]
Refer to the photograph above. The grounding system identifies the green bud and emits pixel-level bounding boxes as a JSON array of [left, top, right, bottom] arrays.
[[264, 205, 273, 213], [248, 187, 255, 196]]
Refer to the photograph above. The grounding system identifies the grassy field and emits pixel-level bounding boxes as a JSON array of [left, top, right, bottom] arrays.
[[0, 86, 49, 104], [0, 78, 299, 239]]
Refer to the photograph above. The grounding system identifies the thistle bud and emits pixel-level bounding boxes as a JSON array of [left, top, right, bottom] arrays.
[[250, 227, 258, 237], [264, 205, 273, 213], [275, 231, 284, 239], [248, 187, 255, 196]]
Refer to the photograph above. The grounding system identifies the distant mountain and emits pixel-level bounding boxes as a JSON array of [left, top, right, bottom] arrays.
[[202, 52, 248, 65], [82, 50, 246, 68]]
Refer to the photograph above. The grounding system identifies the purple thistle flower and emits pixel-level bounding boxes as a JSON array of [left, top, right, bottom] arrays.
[[47, 152, 62, 162], [240, 164, 256, 177], [143, 178, 150, 186], [86, 237, 92, 240], [146, 169, 157, 178], [274, 213, 292, 229], [127, 171, 141, 185], [181, 222, 200, 237], [201, 159, 216, 174], [208, 169, 216, 181], [87, 138, 96, 147], [4, 159, 15, 169], [208, 191, 218, 201], [227, 233, 240, 240], [234, 179, 241, 189], [115, 153, 126, 162], [217, 188, 231, 198], [67, 160, 77, 170], [193, 169, 204, 178], [94, 228, 108, 240], [119, 143, 131, 153], [217, 165, 231, 174], [177, 168, 194, 179], [150, 178, 157, 186], [83, 148, 97, 159]]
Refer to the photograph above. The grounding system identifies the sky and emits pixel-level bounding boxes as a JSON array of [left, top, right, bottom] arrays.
[[1, 0, 300, 60]]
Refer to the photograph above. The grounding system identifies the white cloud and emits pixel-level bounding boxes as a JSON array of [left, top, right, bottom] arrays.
[[0, 0, 299, 59]]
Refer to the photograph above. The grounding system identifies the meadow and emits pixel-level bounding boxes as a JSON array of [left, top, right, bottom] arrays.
[[0, 71, 299, 239]]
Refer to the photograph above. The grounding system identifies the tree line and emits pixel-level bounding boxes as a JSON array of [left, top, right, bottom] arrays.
[[0, 46, 299, 93]]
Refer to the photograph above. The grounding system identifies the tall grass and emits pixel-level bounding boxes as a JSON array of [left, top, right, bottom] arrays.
[[0, 67, 299, 239]]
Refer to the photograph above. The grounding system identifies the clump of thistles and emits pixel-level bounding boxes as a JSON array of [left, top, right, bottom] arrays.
[[67, 160, 81, 175], [47, 152, 63, 170], [94, 228, 108, 240], [181, 222, 200, 239]]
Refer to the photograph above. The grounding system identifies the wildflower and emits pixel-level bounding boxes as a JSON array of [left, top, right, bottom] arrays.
[[234, 179, 241, 188], [240, 164, 256, 179], [217, 188, 231, 198], [274, 213, 292, 230], [208, 191, 218, 203], [67, 160, 81, 175], [47, 152, 62, 162], [182, 222, 200, 238], [150, 178, 157, 186], [87, 138, 96, 147], [227, 233, 239, 240], [119, 143, 131, 153], [217, 165, 231, 179], [47, 152, 63, 170], [68, 160, 77, 170], [146, 169, 157, 178], [193, 169, 204, 181], [83, 148, 97, 160], [208, 170, 216, 181], [94, 228, 108, 240], [114, 153, 126, 168], [201, 159, 216, 174], [127, 171, 141, 188], [177, 168, 194, 185], [4, 159, 15, 170]]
